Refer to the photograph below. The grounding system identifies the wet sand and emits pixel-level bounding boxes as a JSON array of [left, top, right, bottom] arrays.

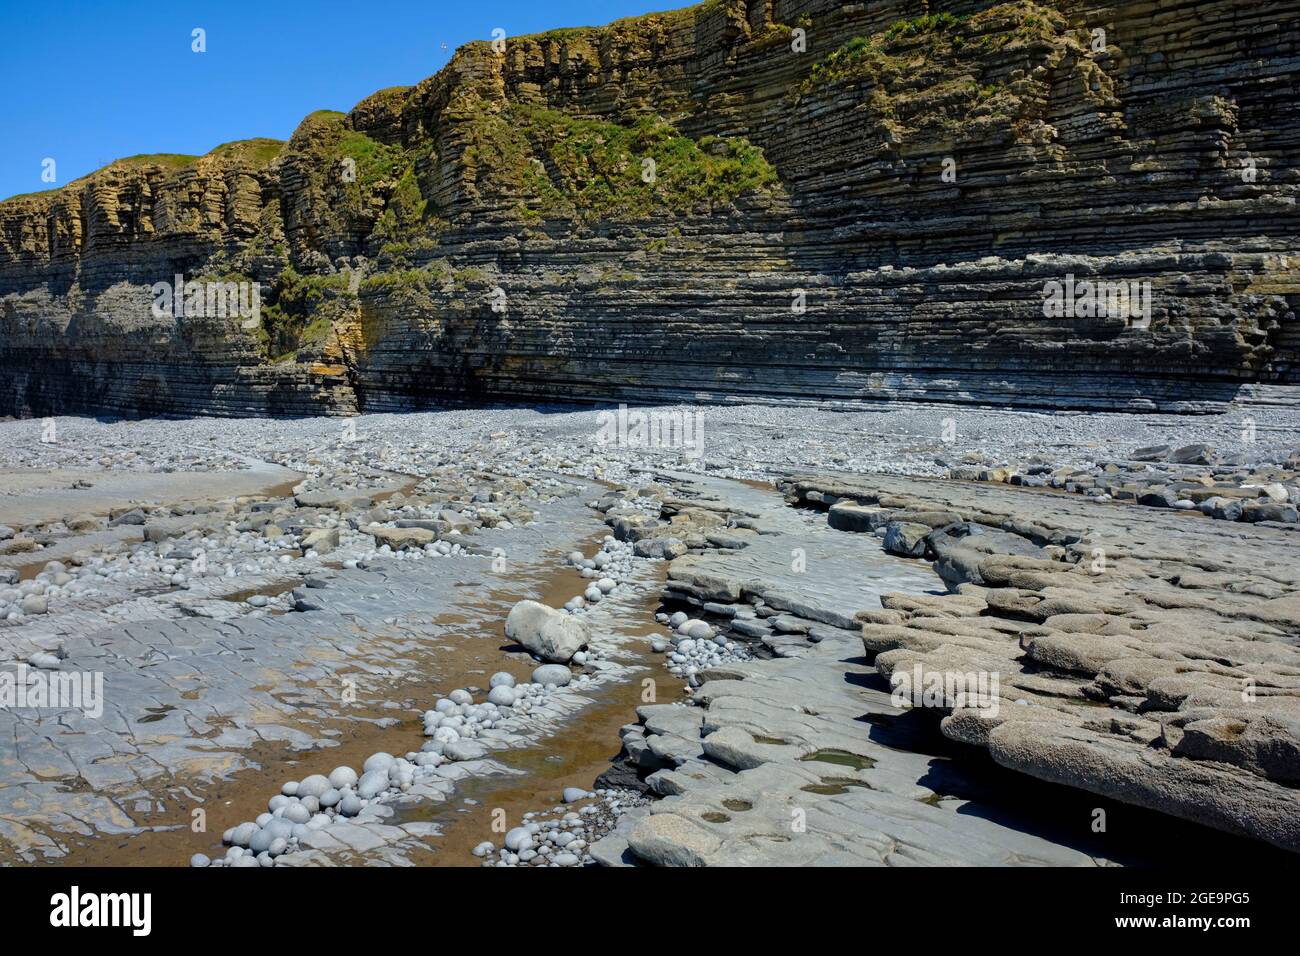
[[41, 516, 657, 867], [401, 578, 681, 865]]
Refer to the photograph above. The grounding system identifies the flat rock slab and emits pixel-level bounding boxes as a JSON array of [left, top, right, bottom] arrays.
[[595, 473, 1113, 866], [785, 471, 1300, 853], [0, 464, 301, 527]]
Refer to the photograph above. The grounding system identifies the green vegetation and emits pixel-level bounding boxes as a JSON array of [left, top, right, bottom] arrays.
[[297, 108, 403, 188], [800, 13, 968, 93], [207, 138, 285, 166], [0, 139, 284, 205], [358, 260, 453, 294], [194, 268, 251, 285], [303, 109, 346, 124], [0, 188, 58, 206], [370, 163, 435, 245], [883, 12, 961, 42], [113, 153, 201, 169], [802, 34, 884, 91], [646, 226, 683, 254], [527, 25, 594, 42], [257, 268, 355, 360], [1, 151, 210, 204], [799, 2, 1064, 98], [295, 315, 334, 350], [284, 107, 440, 251], [269, 269, 350, 313], [453, 266, 489, 285], [356, 86, 413, 109], [466, 102, 778, 221], [377, 234, 441, 268], [336, 130, 406, 189]]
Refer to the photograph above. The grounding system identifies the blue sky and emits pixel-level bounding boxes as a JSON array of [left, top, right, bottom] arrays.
[[0, 0, 676, 201]]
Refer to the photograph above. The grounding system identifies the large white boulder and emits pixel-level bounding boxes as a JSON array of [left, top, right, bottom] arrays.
[[505, 599, 590, 663]]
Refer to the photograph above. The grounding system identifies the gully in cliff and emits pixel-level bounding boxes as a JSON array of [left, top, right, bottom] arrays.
[[150, 274, 262, 328]]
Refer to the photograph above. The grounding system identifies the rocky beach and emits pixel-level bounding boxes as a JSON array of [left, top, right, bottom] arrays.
[[0, 0, 1297, 887], [0, 400, 1297, 867]]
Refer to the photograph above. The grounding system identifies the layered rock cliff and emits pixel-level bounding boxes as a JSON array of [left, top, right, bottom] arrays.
[[2, 0, 1298, 417]]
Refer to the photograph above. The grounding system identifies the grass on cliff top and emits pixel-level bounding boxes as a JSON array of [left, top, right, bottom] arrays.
[[1, 153, 199, 204], [290, 108, 409, 193], [207, 138, 285, 165], [112, 153, 201, 169], [0, 185, 63, 205], [475, 0, 723, 46], [0, 143, 281, 205], [622, 0, 726, 23], [354, 85, 413, 108], [799, 3, 1064, 97], [468, 103, 777, 221], [303, 109, 347, 124]]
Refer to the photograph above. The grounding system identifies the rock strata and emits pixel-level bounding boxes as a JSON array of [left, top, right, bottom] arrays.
[[3, 0, 1299, 417]]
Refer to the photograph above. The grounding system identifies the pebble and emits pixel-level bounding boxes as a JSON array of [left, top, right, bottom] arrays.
[[357, 770, 389, 799], [474, 788, 648, 867], [296, 774, 331, 799], [339, 793, 363, 816], [328, 766, 358, 789], [504, 826, 534, 852], [532, 664, 572, 687], [362, 752, 395, 774]]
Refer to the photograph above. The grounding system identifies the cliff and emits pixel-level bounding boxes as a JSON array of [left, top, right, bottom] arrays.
[[2, 0, 1298, 417]]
